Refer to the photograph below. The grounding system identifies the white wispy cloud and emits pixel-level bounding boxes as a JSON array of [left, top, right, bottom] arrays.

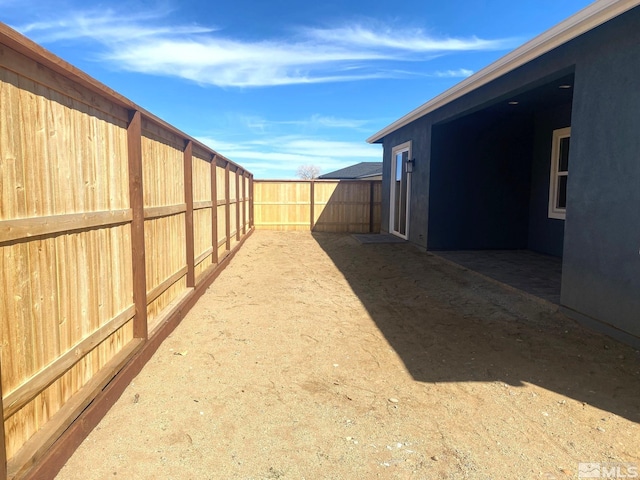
[[15, 6, 517, 88], [377, 68, 475, 80], [104, 39, 387, 87], [433, 68, 475, 78], [239, 114, 369, 131], [305, 25, 512, 53], [308, 115, 369, 129], [18, 9, 214, 43], [197, 135, 382, 178]]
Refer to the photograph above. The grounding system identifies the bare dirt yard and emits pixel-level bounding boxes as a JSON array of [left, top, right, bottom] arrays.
[[57, 230, 640, 479]]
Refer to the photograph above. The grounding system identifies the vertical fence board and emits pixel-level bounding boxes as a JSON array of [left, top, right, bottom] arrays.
[[0, 363, 5, 479], [0, 68, 27, 222]]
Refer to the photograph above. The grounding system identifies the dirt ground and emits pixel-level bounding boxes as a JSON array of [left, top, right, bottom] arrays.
[[56, 230, 640, 479]]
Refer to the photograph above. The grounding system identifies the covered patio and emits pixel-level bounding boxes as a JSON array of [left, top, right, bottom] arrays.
[[435, 250, 562, 305]]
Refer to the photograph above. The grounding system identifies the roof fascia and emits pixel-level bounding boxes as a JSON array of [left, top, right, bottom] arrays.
[[367, 0, 639, 144]]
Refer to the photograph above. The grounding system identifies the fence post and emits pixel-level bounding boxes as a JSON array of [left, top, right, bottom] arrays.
[[183, 140, 195, 288], [235, 169, 241, 241], [310, 180, 315, 231], [0, 361, 7, 480], [369, 181, 375, 233], [127, 110, 148, 339], [225, 162, 231, 251], [242, 173, 247, 235], [211, 155, 219, 264], [249, 175, 254, 229]]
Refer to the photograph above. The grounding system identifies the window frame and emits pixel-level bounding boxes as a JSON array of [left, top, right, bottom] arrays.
[[548, 127, 571, 220]]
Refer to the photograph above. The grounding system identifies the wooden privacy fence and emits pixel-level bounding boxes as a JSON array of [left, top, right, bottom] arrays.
[[0, 24, 253, 479], [254, 180, 382, 233]]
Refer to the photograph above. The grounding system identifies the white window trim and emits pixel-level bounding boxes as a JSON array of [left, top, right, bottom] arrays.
[[389, 141, 412, 239], [548, 127, 571, 220]]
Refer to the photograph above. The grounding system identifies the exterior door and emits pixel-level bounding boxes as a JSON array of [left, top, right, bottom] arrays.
[[390, 142, 411, 239]]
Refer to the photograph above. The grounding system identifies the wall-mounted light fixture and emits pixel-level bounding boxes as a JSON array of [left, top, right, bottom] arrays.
[[405, 158, 415, 173]]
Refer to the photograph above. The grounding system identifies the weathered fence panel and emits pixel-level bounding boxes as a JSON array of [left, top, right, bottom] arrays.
[[254, 180, 381, 233], [0, 23, 254, 479]]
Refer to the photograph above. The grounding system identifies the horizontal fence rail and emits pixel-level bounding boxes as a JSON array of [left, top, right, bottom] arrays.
[[254, 180, 382, 233], [0, 23, 254, 479]]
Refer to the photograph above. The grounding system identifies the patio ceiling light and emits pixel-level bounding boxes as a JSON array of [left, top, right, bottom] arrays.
[[558, 84, 572, 89], [508, 101, 519, 105]]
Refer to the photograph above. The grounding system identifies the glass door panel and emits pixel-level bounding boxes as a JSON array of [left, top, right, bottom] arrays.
[[390, 144, 410, 238]]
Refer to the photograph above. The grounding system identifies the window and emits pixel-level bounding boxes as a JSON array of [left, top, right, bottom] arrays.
[[548, 127, 571, 220]]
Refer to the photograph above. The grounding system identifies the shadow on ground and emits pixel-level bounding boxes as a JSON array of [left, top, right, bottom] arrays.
[[312, 232, 640, 423]]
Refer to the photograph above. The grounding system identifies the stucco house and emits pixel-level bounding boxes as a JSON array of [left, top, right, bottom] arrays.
[[367, 0, 640, 346]]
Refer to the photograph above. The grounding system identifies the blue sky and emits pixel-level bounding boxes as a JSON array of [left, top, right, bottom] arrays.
[[2, 0, 594, 178]]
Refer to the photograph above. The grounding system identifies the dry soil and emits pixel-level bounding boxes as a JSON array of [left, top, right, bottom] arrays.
[[56, 230, 640, 479]]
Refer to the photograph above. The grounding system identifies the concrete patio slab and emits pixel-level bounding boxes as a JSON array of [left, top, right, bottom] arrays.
[[434, 250, 562, 305], [352, 233, 406, 244]]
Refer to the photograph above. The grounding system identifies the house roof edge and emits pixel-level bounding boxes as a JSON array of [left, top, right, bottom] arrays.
[[366, 0, 639, 144]]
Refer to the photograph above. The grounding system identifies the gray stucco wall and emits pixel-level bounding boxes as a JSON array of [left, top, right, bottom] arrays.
[[382, 117, 432, 248], [427, 110, 533, 250], [527, 103, 572, 257], [562, 23, 640, 338], [375, 6, 640, 341]]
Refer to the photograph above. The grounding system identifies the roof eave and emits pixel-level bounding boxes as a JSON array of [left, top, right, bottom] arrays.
[[366, 0, 639, 144]]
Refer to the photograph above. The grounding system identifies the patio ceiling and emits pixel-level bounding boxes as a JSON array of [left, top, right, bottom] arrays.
[[367, 0, 638, 144]]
